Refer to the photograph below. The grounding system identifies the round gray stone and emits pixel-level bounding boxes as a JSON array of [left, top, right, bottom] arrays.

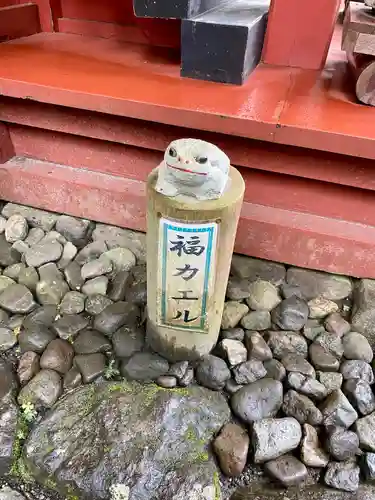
[[103, 247, 136, 274], [309, 343, 340, 372], [314, 332, 344, 359], [0, 327, 17, 352], [320, 390, 358, 429], [317, 371, 343, 395], [36, 279, 69, 306], [18, 266, 39, 291], [264, 359, 286, 381], [287, 372, 327, 400], [156, 375, 177, 389], [355, 412, 375, 451], [57, 242, 77, 270], [23, 305, 58, 329], [196, 355, 230, 390], [231, 378, 283, 423], [63, 366, 82, 390], [60, 291, 85, 315], [25, 241, 62, 267], [18, 369, 62, 409], [18, 325, 56, 353], [264, 455, 307, 487], [344, 379, 375, 416], [308, 297, 339, 319], [81, 256, 112, 281], [17, 351, 40, 386], [286, 268, 352, 301], [246, 280, 281, 311], [0, 284, 36, 314], [221, 302, 249, 329], [5, 214, 28, 243], [55, 215, 91, 247], [301, 423, 329, 468], [53, 314, 90, 340], [327, 428, 360, 461], [252, 417, 302, 463], [245, 331, 272, 361], [241, 311, 271, 331], [221, 328, 244, 342], [74, 328, 112, 354], [325, 312, 351, 337], [64, 261, 84, 291], [81, 276, 109, 296], [281, 354, 315, 377], [226, 277, 251, 301], [74, 353, 107, 383], [267, 331, 308, 359], [40, 339, 74, 374], [75, 240, 108, 266], [218, 339, 247, 366], [343, 332, 373, 363], [85, 294, 113, 316], [282, 390, 323, 426], [340, 360, 374, 384], [121, 352, 169, 382], [324, 461, 360, 493], [3, 263, 26, 281], [233, 360, 267, 385], [93, 302, 140, 337]]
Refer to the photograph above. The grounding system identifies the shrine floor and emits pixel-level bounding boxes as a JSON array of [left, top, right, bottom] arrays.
[[0, 202, 374, 500]]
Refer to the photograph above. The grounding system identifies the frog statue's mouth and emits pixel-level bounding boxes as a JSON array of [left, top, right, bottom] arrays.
[[166, 163, 208, 176]]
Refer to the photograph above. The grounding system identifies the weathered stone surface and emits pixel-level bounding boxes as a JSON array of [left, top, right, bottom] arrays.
[[121, 352, 169, 382], [60, 291, 85, 315], [18, 325, 56, 353], [246, 280, 281, 311], [24, 381, 229, 499], [302, 319, 326, 341], [0, 235, 19, 267], [356, 412, 375, 451], [264, 455, 307, 487], [264, 359, 286, 381], [309, 343, 340, 371], [57, 241, 77, 270], [64, 261, 84, 291], [75, 240, 108, 266], [344, 379, 375, 416], [36, 279, 69, 306], [81, 256, 112, 280], [252, 417, 302, 463], [85, 294, 113, 316], [111, 325, 144, 358], [318, 371, 343, 394], [94, 302, 140, 337], [267, 331, 308, 359], [287, 372, 327, 400], [241, 311, 271, 330], [0, 216, 5, 235], [233, 360, 267, 385], [0, 284, 36, 314], [0, 327, 16, 352], [286, 268, 352, 301], [320, 390, 358, 428], [325, 312, 351, 337], [343, 332, 373, 363], [221, 301, 249, 329], [231, 379, 283, 423], [0, 310, 9, 326], [280, 283, 303, 299], [93, 224, 146, 262], [282, 390, 323, 426], [103, 247, 136, 274], [232, 484, 375, 500], [124, 281, 147, 306], [168, 361, 189, 382], [81, 276, 109, 296], [314, 332, 344, 359], [231, 256, 286, 285], [324, 461, 360, 493], [362, 453, 375, 481], [0, 277, 15, 297], [63, 366, 82, 390], [7, 315, 23, 331], [225, 379, 243, 394], [0, 397, 19, 477], [53, 314, 89, 340], [55, 215, 91, 247], [0, 486, 26, 500], [222, 328, 244, 342], [327, 428, 360, 461], [180, 367, 194, 387], [271, 296, 309, 331], [38, 262, 63, 282], [352, 279, 375, 347], [17, 351, 40, 386], [340, 360, 374, 384], [213, 423, 249, 477], [108, 270, 132, 302], [156, 375, 177, 389], [219, 339, 247, 366], [74, 353, 107, 383], [17, 266, 39, 291], [25, 241, 62, 267], [301, 423, 329, 468], [18, 369, 62, 409], [39, 230, 67, 245], [226, 277, 251, 301], [308, 297, 339, 319], [3, 263, 25, 281], [2, 203, 57, 231], [23, 305, 57, 329], [196, 355, 230, 390], [245, 331, 272, 361], [281, 354, 315, 377], [40, 339, 74, 374], [5, 214, 28, 243], [74, 328, 112, 354]]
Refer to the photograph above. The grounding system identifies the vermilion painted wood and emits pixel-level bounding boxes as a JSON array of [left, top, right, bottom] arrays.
[[262, 0, 341, 69], [1, 157, 375, 278], [57, 18, 148, 45], [0, 30, 374, 159], [0, 4, 41, 39], [0, 122, 14, 163], [4, 113, 375, 194], [7, 122, 375, 228], [60, 0, 135, 24]]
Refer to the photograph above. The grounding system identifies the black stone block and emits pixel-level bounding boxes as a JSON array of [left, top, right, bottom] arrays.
[[181, 0, 269, 85], [133, 0, 230, 19]]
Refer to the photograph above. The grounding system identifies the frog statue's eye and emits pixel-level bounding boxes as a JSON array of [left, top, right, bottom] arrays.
[[195, 156, 208, 165], [169, 147, 178, 158]]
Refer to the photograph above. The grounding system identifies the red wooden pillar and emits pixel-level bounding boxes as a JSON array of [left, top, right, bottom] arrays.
[[262, 0, 341, 69]]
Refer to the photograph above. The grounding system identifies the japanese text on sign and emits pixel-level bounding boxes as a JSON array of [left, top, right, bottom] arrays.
[[157, 219, 218, 332]]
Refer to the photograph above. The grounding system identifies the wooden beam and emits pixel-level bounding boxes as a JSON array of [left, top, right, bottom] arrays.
[[0, 4, 40, 40], [0, 122, 14, 164]]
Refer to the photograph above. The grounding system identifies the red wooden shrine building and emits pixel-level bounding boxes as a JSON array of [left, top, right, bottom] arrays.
[[0, 0, 374, 278]]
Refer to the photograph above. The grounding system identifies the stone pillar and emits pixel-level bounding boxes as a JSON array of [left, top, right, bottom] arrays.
[[146, 156, 244, 362]]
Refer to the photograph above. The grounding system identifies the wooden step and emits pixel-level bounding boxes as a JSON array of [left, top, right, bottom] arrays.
[[133, 0, 230, 19], [181, 0, 269, 84]]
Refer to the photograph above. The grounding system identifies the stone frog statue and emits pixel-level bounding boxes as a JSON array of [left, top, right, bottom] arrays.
[[155, 139, 230, 201]]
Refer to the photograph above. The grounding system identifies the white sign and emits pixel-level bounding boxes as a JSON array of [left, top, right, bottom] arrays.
[[157, 218, 218, 333]]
